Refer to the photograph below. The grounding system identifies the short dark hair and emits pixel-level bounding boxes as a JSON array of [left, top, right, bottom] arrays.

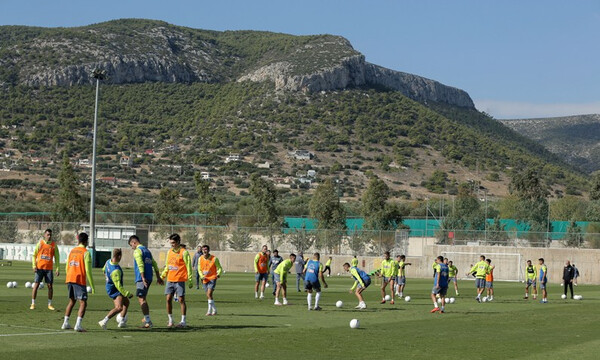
[[273, 250, 278, 253], [527, 260, 532, 263], [45, 228, 52, 234], [289, 253, 296, 258], [169, 233, 181, 243], [437, 256, 444, 262], [202, 244, 210, 251], [128, 235, 140, 245], [480, 255, 486, 260], [343, 262, 351, 267], [539, 258, 544, 262], [384, 251, 390, 256], [486, 259, 491, 264], [400, 255, 406, 260], [112, 248, 122, 258], [448, 260, 453, 264], [78, 232, 89, 244]]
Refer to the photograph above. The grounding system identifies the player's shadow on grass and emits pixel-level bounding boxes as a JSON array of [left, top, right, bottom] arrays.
[[126, 324, 278, 332], [233, 314, 289, 317]]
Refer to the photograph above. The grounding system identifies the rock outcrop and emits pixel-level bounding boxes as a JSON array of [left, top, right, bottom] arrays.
[[1, 19, 475, 109], [237, 55, 474, 108]]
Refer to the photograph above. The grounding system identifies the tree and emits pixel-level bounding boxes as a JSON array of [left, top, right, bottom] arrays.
[[154, 187, 182, 225], [249, 175, 283, 250], [287, 226, 316, 254], [348, 227, 371, 255], [194, 173, 220, 224], [361, 177, 403, 231], [53, 154, 86, 223], [550, 196, 587, 221], [564, 220, 584, 248], [0, 221, 19, 243], [249, 174, 279, 227], [227, 228, 254, 251], [509, 169, 551, 240], [309, 179, 346, 230], [590, 172, 600, 200], [309, 179, 346, 252], [487, 217, 508, 245]]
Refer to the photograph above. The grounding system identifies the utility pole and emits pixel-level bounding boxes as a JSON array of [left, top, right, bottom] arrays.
[[89, 68, 106, 266]]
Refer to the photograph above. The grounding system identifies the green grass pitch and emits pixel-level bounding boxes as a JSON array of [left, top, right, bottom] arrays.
[[0, 261, 598, 359]]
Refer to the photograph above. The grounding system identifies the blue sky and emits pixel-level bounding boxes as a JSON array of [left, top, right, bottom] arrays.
[[1, 0, 599, 119]]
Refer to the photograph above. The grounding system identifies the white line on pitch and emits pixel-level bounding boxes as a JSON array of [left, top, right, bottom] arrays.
[[0, 331, 72, 337], [0, 324, 64, 332]]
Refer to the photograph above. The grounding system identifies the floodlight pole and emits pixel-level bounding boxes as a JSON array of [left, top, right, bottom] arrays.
[[89, 69, 104, 266]]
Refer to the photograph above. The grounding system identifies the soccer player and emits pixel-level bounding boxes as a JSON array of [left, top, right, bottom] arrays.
[[274, 253, 296, 305], [430, 256, 449, 313], [448, 260, 459, 296], [303, 252, 328, 310], [199, 244, 223, 316], [379, 251, 395, 304], [192, 245, 202, 289], [324, 256, 332, 277], [467, 255, 490, 303], [395, 255, 411, 298], [268, 249, 283, 294], [351, 255, 359, 267], [539, 258, 548, 303], [161, 233, 193, 328], [485, 259, 495, 301], [128, 235, 163, 329], [31, 229, 59, 310], [98, 249, 133, 329], [62, 233, 95, 332], [254, 244, 270, 299], [343, 262, 371, 309], [524, 260, 537, 300]]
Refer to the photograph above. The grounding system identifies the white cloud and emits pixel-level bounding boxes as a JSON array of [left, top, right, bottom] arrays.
[[474, 100, 600, 119]]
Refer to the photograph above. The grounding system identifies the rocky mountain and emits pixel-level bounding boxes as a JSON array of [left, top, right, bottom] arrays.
[[501, 114, 600, 173], [0, 19, 589, 213], [0, 19, 473, 108]]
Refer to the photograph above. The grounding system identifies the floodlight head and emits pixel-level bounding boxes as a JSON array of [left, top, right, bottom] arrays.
[[92, 68, 106, 80]]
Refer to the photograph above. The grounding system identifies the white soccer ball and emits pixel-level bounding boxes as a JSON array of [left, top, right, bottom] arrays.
[[574, 295, 583, 300], [449, 297, 456, 304], [39, 282, 44, 289], [11, 281, 17, 288], [384, 295, 391, 301], [444, 298, 450, 303], [349, 319, 360, 329], [25, 281, 32, 288], [336, 300, 343, 308], [244, 270, 247, 273], [6, 282, 12, 288], [404, 296, 411, 302], [337, 273, 341, 276], [481, 296, 488, 302], [86, 286, 92, 293], [437, 298, 443, 304], [561, 294, 567, 299], [265, 282, 270, 288]]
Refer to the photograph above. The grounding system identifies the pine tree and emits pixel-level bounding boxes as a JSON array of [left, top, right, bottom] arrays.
[[53, 154, 86, 223]]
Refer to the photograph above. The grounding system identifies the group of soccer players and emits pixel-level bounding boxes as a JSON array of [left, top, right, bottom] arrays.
[[30, 229, 557, 330], [30, 229, 222, 331]]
